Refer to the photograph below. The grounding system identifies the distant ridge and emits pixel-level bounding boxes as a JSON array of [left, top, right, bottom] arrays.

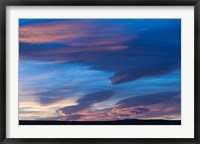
[[19, 119, 181, 125]]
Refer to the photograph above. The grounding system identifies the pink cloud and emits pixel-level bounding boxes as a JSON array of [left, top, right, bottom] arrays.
[[19, 22, 91, 43], [55, 99, 180, 121]]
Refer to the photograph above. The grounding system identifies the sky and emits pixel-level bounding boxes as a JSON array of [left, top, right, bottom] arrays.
[[19, 19, 181, 121]]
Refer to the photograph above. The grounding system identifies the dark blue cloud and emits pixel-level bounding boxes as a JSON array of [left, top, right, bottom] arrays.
[[117, 91, 180, 108], [19, 19, 181, 85], [77, 91, 114, 103], [111, 61, 179, 85], [58, 91, 114, 114], [130, 107, 151, 114]]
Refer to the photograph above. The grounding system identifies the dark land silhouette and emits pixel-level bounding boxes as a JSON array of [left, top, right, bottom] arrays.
[[19, 119, 181, 125]]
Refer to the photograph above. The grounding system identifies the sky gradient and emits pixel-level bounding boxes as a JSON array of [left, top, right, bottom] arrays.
[[19, 19, 181, 121]]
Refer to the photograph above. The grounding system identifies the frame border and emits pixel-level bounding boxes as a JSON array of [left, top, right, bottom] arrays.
[[0, 0, 200, 143]]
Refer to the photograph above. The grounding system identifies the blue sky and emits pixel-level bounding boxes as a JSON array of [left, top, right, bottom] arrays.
[[19, 19, 181, 121]]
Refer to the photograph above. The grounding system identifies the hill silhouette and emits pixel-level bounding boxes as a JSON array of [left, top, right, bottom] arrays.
[[19, 119, 181, 125]]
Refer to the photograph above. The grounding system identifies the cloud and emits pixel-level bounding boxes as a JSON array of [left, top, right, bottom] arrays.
[[53, 91, 180, 121], [20, 88, 75, 104], [117, 91, 180, 108], [104, 91, 180, 120], [59, 114, 83, 121], [19, 97, 77, 120], [58, 91, 114, 115], [77, 91, 114, 103], [19, 19, 181, 121], [19, 21, 91, 43], [32, 91, 181, 121], [19, 19, 181, 85], [130, 107, 151, 114], [111, 62, 179, 85]]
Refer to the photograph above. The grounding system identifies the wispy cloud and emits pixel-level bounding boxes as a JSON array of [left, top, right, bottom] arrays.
[[19, 21, 90, 43], [52, 91, 180, 121], [57, 91, 114, 115], [19, 19, 180, 85], [19, 19, 181, 121], [19, 97, 78, 120]]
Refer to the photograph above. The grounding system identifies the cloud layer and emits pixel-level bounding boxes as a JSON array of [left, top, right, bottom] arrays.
[[19, 19, 181, 121], [40, 91, 180, 121]]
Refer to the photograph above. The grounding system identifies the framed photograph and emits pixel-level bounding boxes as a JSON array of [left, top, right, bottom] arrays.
[[0, 0, 199, 143]]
